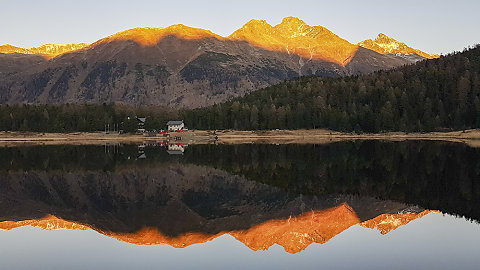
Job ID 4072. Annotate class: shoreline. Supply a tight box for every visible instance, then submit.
[0,129,479,147]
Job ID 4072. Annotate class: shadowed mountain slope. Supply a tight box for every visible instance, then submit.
[0,17,433,107]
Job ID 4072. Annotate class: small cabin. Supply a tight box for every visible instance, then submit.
[167,120,184,131]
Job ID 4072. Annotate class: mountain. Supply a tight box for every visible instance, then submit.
[96,25,222,46]
[0,17,436,107]
[183,45,480,132]
[358,33,440,59]
[0,53,47,76]
[0,43,89,58]
[0,44,31,55]
[229,17,358,65]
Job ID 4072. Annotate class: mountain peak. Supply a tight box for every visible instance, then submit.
[0,44,31,54]
[275,17,313,38]
[358,33,439,59]
[377,33,390,39]
[233,19,274,34]
[229,17,358,65]
[0,43,89,58]
[280,16,307,27]
[97,25,221,46]
[244,19,269,26]
[374,33,398,44]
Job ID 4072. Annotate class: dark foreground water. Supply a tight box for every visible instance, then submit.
[0,141,479,269]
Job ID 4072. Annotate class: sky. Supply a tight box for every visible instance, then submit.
[1,0,479,55]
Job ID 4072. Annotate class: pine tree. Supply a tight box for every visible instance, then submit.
[250,105,259,130]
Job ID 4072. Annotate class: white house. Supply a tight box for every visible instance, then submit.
[167,120,185,131]
[167,143,186,155]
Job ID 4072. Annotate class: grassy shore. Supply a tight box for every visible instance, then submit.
[0,129,479,147]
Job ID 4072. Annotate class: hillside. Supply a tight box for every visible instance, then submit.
[183,45,480,132]
[0,17,433,107]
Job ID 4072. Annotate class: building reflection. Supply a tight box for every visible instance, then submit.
[167,143,186,155]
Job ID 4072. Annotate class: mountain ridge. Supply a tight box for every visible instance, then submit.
[0,43,89,59]
[229,17,359,65]
[0,17,437,61]
[94,25,223,47]
[358,33,439,59]
[0,17,438,107]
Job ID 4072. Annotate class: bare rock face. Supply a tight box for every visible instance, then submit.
[358,33,440,59]
[0,18,434,108]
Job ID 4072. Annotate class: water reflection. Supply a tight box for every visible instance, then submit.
[0,141,478,253]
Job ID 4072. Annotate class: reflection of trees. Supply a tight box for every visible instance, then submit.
[0,141,478,222]
[184,142,480,222]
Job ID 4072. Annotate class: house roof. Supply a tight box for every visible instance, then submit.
[137,117,146,123]
[167,120,183,125]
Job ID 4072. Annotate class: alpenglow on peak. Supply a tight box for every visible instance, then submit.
[229,16,358,65]
[358,33,439,59]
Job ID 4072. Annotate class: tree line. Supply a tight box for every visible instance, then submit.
[0,103,178,133]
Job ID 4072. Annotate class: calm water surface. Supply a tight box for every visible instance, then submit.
[0,141,479,269]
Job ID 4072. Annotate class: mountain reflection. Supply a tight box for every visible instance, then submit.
[0,141,478,252]
[0,208,435,253]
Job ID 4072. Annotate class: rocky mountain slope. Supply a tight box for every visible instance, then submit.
[0,17,437,107]
[229,17,358,65]
[0,43,89,58]
[359,33,440,59]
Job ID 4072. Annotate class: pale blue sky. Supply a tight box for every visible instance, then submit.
[1,0,479,54]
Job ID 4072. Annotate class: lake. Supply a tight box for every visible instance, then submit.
[0,141,479,269]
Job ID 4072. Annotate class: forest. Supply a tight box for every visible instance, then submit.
[0,45,479,133]
[0,103,178,133]
[184,45,480,132]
